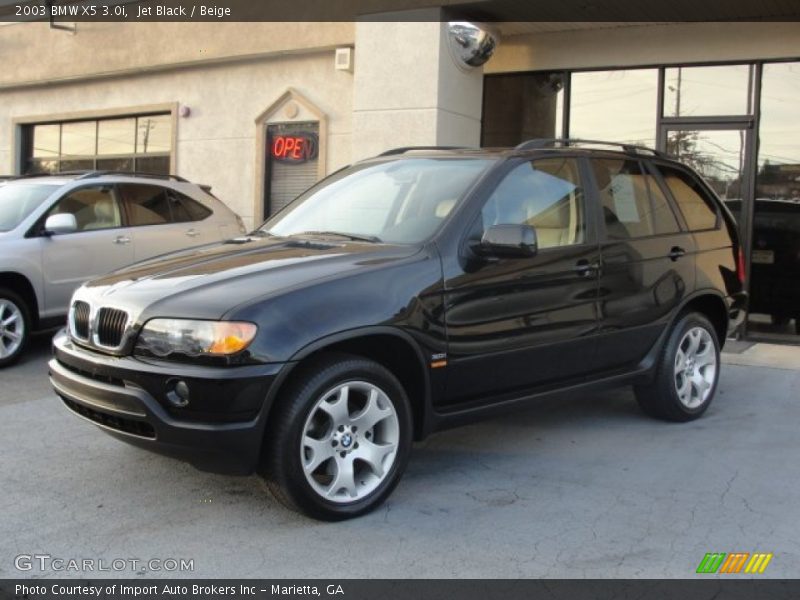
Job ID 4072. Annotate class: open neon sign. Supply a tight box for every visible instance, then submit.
[271,133,318,163]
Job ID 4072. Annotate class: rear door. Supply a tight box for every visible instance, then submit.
[167,189,220,244]
[40,184,134,314]
[118,183,206,261]
[590,156,695,373]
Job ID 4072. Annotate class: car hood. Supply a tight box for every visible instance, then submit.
[75,236,422,320]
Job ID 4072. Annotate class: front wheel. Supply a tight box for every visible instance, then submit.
[0,289,30,368]
[635,312,720,422]
[261,353,412,520]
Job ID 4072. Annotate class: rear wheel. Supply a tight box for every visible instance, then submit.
[0,289,30,368]
[635,312,720,422]
[261,353,412,520]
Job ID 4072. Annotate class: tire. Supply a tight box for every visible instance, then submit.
[635,312,720,422]
[0,288,31,368]
[261,353,413,521]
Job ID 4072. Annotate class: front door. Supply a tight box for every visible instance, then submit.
[40,185,135,315]
[442,156,600,407]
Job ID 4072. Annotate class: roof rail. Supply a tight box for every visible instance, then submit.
[514,138,667,158]
[11,170,93,180]
[76,171,189,182]
[378,146,472,156]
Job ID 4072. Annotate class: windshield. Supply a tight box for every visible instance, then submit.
[0,183,57,232]
[262,158,494,244]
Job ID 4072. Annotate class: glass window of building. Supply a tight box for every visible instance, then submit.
[97,118,136,155]
[569,69,658,147]
[23,113,172,175]
[664,65,754,117]
[750,61,800,337]
[136,114,172,154]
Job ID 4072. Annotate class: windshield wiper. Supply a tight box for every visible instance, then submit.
[248,230,273,237]
[290,231,382,243]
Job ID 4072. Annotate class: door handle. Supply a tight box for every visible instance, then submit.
[186,229,200,238]
[668,246,686,261]
[113,236,131,245]
[575,259,601,277]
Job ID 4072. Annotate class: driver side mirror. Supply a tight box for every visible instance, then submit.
[475,224,538,258]
[44,213,78,236]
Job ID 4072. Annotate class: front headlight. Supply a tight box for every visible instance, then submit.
[135,319,258,358]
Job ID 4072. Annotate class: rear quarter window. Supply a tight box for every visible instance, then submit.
[119,184,172,226]
[657,165,720,231]
[170,191,212,222]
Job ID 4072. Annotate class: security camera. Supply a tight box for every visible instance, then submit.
[446,21,498,70]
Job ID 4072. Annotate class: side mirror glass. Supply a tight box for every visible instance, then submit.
[44,213,78,235]
[477,224,538,258]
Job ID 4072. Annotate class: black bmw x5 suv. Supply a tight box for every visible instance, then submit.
[50,140,747,520]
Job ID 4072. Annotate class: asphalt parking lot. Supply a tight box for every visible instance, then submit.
[2,333,799,579]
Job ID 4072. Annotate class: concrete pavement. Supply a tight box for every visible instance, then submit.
[1,334,798,578]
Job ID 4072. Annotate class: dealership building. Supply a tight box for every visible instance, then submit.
[1,13,799,341]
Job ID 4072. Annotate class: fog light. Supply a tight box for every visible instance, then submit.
[166,379,191,408]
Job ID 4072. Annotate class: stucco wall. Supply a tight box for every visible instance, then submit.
[0,21,354,88]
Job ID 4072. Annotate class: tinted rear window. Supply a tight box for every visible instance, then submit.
[119,184,172,226]
[170,191,212,222]
[591,159,680,239]
[658,165,720,231]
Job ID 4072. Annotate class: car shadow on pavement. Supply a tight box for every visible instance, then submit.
[97,386,649,523]
[19,330,56,364]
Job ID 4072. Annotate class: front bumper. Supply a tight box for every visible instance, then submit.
[49,330,286,475]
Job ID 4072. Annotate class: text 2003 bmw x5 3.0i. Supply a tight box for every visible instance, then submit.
[49,140,747,520]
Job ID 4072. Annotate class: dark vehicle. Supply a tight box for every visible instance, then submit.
[726,198,800,334]
[49,140,747,520]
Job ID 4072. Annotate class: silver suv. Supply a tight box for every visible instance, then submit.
[0,171,246,366]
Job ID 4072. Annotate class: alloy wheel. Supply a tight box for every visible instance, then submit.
[300,381,400,503]
[0,299,24,360]
[673,326,717,409]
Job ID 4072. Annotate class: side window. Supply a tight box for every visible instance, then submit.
[658,166,720,231]
[480,157,586,250]
[119,184,172,226]
[46,186,122,232]
[169,191,212,223]
[591,159,680,240]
